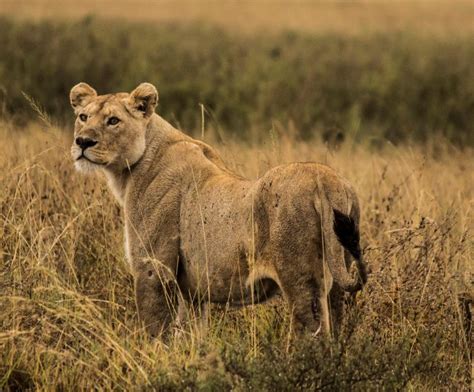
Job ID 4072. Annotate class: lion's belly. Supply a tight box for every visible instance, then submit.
[179,179,256,303]
[179,224,253,302]
[182,249,250,303]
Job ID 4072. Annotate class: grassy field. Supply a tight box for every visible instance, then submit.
[2,0,474,37]
[0,120,472,390]
[0,0,473,390]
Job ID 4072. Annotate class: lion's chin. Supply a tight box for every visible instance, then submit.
[74,158,102,173]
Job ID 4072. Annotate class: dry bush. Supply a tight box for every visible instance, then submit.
[0,123,472,390]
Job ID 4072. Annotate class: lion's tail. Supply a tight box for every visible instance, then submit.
[318,190,368,293]
[332,208,368,291]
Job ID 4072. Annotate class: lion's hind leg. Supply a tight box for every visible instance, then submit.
[173,292,209,342]
[328,249,354,338]
[276,266,328,337]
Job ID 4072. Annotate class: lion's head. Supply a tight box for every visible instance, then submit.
[70,82,158,173]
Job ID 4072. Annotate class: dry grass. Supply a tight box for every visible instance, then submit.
[0,120,472,390]
[1,1,472,388]
[1,0,474,36]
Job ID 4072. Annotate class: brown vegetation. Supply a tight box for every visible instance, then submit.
[1,0,474,36]
[0,1,472,389]
[0,121,471,389]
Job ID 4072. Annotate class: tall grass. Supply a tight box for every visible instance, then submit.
[0,121,471,390]
[0,17,473,145]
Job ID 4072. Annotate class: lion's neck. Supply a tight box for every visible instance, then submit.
[103,169,129,205]
[103,114,186,205]
[103,114,242,206]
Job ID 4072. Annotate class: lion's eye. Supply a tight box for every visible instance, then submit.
[79,114,88,122]
[107,117,120,126]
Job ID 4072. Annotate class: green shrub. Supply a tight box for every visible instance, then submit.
[0,17,473,145]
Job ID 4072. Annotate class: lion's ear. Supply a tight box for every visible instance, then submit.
[128,83,158,118]
[70,83,97,112]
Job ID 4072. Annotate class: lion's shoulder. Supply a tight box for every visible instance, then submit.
[169,137,243,179]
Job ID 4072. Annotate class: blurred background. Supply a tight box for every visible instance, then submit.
[1,3,472,390]
[0,0,473,145]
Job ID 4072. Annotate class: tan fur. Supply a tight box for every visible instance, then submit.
[70,82,367,338]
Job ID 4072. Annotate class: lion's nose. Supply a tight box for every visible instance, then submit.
[75,137,98,150]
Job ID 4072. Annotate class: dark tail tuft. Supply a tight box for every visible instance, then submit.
[333,208,361,260]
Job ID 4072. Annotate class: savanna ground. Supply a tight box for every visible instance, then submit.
[0,1,473,390]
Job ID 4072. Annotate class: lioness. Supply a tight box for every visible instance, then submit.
[70,82,367,338]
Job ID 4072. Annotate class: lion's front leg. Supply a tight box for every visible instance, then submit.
[134,258,179,338]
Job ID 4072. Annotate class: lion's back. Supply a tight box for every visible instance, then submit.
[253,162,360,230]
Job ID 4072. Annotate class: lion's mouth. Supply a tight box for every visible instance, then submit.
[76,153,106,165]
